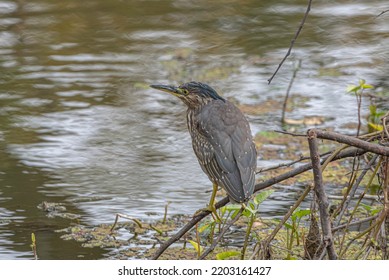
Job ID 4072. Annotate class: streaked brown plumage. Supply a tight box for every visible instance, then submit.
[150,81,257,205]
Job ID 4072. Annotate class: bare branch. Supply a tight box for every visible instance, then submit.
[376,9,389,18]
[281,59,302,125]
[310,129,389,156]
[267,0,312,84]
[332,214,379,233]
[308,130,337,260]
[256,154,309,173]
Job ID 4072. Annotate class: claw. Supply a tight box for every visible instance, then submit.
[193,204,221,222]
[193,183,222,222]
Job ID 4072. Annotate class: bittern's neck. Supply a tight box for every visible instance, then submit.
[182,96,214,110]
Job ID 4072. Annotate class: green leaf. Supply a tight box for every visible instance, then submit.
[368,122,383,132]
[220,206,227,216]
[369,105,377,115]
[198,222,213,233]
[225,204,242,212]
[188,240,203,254]
[216,251,240,260]
[293,209,311,219]
[359,203,372,212]
[371,208,382,215]
[253,189,275,205]
[284,223,293,230]
[359,203,383,215]
[347,79,373,93]
[347,85,360,93]
[231,209,241,219]
[362,83,374,89]
[243,207,256,217]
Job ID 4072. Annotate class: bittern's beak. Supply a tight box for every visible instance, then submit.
[150,84,184,97]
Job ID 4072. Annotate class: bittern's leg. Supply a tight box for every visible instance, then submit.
[194,183,221,222]
[207,183,221,221]
[208,183,218,210]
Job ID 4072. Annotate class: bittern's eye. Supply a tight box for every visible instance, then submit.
[180,88,189,95]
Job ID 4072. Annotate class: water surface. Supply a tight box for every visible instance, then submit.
[0,0,388,259]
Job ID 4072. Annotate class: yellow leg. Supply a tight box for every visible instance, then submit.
[207,183,221,222]
[194,183,221,222]
[208,183,218,210]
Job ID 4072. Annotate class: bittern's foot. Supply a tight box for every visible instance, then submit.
[194,204,221,222]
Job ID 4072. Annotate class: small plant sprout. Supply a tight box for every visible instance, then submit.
[347,79,374,136]
[241,189,275,259]
[30,233,38,260]
[284,208,311,259]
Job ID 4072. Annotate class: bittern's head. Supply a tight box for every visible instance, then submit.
[150,81,225,108]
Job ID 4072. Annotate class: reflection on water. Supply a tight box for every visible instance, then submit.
[0,0,388,259]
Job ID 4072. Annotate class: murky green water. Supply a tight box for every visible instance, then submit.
[0,0,388,259]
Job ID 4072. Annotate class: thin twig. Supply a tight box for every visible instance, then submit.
[341,213,385,257]
[274,129,306,137]
[257,154,310,174]
[281,59,302,126]
[355,92,362,136]
[382,113,389,140]
[376,9,389,18]
[332,214,379,232]
[163,201,171,224]
[336,154,379,225]
[338,158,382,258]
[328,194,382,201]
[268,0,312,84]
[110,213,143,233]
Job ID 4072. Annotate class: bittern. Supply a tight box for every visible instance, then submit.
[150,81,257,216]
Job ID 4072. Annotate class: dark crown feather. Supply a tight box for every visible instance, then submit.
[181,81,225,102]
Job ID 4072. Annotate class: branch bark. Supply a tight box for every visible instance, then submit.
[308,129,337,260]
[309,129,389,156]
